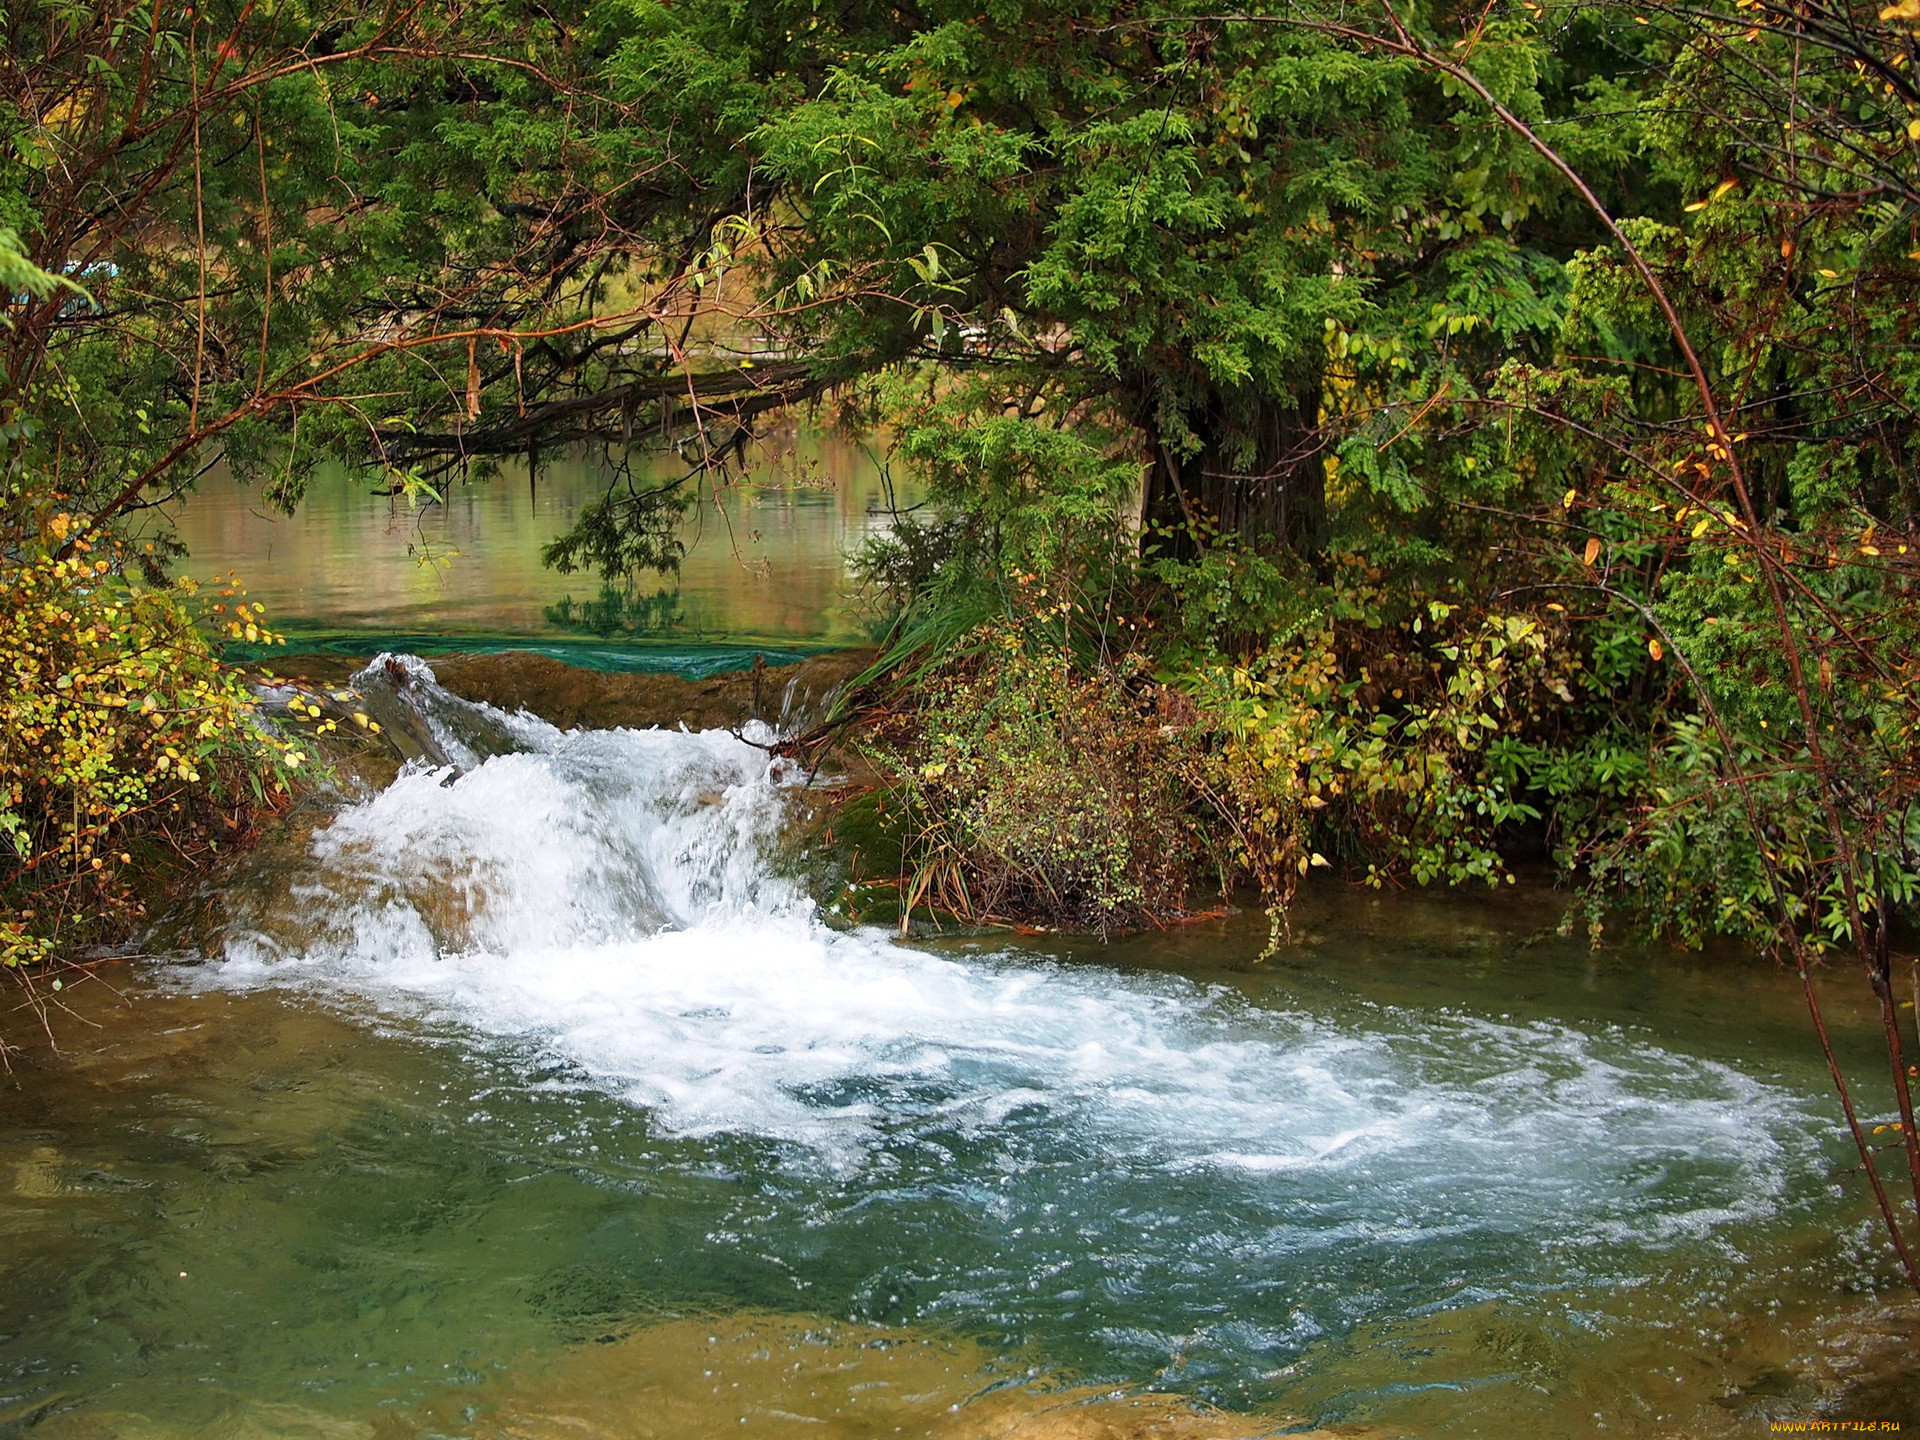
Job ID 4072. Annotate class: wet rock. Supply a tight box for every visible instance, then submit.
[260,649,875,736]
[433,649,874,733]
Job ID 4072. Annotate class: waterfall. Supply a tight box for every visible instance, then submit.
[207,655,1813,1242]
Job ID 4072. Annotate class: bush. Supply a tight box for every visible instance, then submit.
[866,631,1208,937]
[859,570,1604,940]
[1,512,308,969]
[1183,606,1567,932]
[1575,716,1920,953]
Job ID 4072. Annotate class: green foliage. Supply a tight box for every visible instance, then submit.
[727,0,1588,547]
[1498,0,1920,957]
[0,0,770,547]
[851,375,1143,677]
[895,392,1140,579]
[0,226,61,318]
[1142,532,1297,663]
[1578,718,1920,952]
[1192,607,1562,911]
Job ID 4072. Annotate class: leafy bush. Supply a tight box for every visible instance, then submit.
[862,589,1608,941]
[1,512,307,969]
[1575,717,1920,953]
[1192,611,1543,886]
[867,631,1207,937]
[854,378,1142,652]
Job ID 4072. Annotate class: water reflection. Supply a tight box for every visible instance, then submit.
[157,429,906,644]
[543,585,686,639]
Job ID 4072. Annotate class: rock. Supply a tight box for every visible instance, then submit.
[259,649,876,735]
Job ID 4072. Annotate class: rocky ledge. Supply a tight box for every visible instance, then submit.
[261,647,876,735]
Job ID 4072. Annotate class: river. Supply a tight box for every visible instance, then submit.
[1,457,1914,1438]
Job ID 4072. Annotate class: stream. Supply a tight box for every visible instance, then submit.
[2,656,1914,1439]
[5,451,1917,1437]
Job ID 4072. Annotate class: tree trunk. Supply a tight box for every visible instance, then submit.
[1136,377,1326,558]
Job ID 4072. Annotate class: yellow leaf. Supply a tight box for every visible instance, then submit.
[1583,537,1602,566]
[1648,639,1665,660]
[1712,177,1739,199]
[1818,268,1839,278]
[1562,488,1577,509]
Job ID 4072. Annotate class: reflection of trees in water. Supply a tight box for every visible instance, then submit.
[543,585,685,638]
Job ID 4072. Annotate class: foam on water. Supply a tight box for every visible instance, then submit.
[207,655,1820,1249]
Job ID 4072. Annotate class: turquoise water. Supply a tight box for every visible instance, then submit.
[1,907,1898,1439]
[224,631,828,678]
[1,659,1910,1439]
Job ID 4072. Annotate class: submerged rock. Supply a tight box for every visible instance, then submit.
[384,1312,1336,1440]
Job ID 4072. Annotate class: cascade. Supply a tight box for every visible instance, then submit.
[208,656,1813,1246]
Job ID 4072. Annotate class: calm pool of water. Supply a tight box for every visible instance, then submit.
[155,429,906,658]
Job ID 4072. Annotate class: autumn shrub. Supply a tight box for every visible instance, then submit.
[0,511,309,970]
[866,630,1209,937]
[863,590,1605,939]
[1185,606,1574,921]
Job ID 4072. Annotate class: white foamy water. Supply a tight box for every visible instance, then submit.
[206,656,1819,1242]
